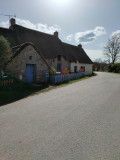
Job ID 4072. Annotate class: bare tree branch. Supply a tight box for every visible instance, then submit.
[104,34,120,64]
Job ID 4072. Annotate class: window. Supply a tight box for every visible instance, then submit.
[80,66,85,72]
[29,56,32,60]
[74,66,77,73]
[57,55,61,61]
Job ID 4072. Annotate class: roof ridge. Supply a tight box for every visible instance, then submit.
[62,42,78,48]
[12,42,33,49]
[0,27,11,31]
[12,24,55,37]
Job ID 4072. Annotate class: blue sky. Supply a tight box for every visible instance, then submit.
[0,0,120,61]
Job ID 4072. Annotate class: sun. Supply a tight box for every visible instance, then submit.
[51,0,72,8]
[56,0,68,2]
[52,0,69,4]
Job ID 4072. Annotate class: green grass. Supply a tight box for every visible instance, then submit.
[0,73,96,106]
[31,73,97,94]
[0,80,49,106]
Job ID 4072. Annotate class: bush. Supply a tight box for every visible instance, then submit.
[0,36,12,71]
[108,63,120,73]
[49,66,57,75]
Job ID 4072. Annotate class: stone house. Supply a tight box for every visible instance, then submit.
[7,43,49,83]
[0,18,93,83]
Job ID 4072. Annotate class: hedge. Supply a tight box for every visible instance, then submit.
[108,63,120,73]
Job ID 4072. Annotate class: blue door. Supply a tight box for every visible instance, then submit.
[57,63,62,72]
[26,64,35,83]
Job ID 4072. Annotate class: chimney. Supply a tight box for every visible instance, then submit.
[10,18,16,27]
[54,31,59,38]
[78,43,82,48]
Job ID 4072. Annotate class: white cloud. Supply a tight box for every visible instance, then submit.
[111,30,120,37]
[75,26,106,45]
[94,26,106,36]
[66,34,73,41]
[0,20,9,28]
[0,18,61,34]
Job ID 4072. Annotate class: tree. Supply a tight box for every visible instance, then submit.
[93,58,107,71]
[104,34,120,64]
[0,36,12,74]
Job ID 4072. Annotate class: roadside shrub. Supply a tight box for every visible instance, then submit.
[108,63,120,73]
[49,66,57,75]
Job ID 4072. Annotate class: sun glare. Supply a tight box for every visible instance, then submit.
[52,0,69,4]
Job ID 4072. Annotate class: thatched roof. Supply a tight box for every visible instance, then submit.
[0,27,18,47]
[10,42,49,67]
[62,43,93,64]
[0,22,93,64]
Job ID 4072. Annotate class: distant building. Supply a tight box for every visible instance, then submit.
[0,18,93,83]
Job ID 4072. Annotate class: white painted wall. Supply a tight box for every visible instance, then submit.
[70,61,93,75]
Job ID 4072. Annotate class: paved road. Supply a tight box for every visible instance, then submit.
[0,72,120,160]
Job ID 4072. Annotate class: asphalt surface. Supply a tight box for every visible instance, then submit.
[0,72,120,160]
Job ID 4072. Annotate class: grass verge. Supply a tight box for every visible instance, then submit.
[0,73,96,106]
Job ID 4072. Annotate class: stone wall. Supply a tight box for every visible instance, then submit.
[6,45,49,82]
[46,56,70,71]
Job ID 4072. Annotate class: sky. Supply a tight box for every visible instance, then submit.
[0,0,120,61]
